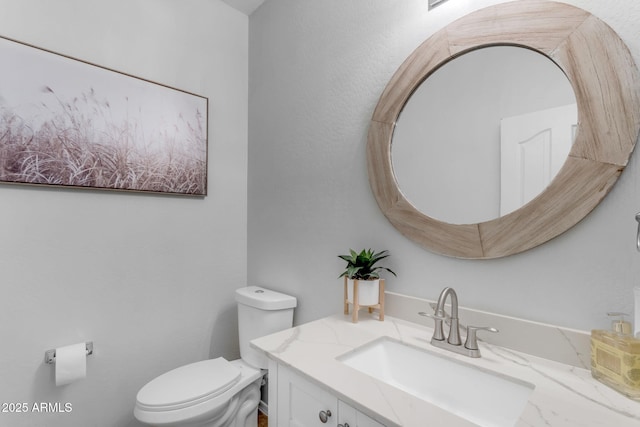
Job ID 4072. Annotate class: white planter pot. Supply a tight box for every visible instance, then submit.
[346,279,380,306]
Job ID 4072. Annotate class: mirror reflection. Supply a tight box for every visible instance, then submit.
[392,46,577,225]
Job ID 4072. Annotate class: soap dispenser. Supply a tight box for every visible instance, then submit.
[610,312,633,335]
[591,312,640,400]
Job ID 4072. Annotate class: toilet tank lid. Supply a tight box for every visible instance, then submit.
[235,286,297,310]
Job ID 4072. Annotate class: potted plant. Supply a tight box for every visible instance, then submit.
[338,248,396,306]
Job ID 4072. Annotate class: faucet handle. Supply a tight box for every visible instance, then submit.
[418,311,445,320]
[464,326,498,351]
[418,311,445,341]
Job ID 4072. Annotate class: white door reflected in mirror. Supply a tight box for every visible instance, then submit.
[500,103,577,216]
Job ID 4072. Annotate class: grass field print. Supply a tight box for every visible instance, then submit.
[0,37,207,195]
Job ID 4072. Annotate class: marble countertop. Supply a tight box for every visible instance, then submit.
[251,314,640,427]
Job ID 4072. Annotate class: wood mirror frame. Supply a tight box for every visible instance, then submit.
[367,0,640,259]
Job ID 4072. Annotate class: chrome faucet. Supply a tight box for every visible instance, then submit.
[419,287,497,358]
[433,287,461,345]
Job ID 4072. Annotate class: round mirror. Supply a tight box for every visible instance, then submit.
[392,46,577,224]
[367,0,640,259]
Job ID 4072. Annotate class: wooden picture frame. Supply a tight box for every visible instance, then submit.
[367,0,640,258]
[0,36,208,196]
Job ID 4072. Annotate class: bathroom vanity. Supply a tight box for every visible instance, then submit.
[277,364,384,427]
[251,309,640,426]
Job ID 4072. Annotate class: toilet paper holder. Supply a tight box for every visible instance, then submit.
[44,342,93,364]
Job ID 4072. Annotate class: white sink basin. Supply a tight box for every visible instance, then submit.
[338,337,534,427]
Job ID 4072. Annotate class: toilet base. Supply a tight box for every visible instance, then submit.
[191,377,261,427]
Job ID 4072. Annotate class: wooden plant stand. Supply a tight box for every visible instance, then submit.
[343,277,385,323]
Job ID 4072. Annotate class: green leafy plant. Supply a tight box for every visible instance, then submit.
[338,249,397,281]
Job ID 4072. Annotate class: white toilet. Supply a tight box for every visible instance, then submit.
[134,286,297,427]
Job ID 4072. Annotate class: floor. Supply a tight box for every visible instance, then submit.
[258,411,268,427]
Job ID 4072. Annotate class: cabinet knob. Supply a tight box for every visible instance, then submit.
[318,410,332,423]
[338,424,350,427]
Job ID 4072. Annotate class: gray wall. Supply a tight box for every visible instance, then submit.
[0,1,248,426]
[248,0,640,330]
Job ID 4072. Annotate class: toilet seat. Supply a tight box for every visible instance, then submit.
[134,358,263,426]
[136,358,241,411]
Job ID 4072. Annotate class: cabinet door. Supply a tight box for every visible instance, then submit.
[338,401,386,427]
[277,366,338,427]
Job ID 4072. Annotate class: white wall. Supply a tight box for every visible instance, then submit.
[248,0,640,331]
[0,1,248,426]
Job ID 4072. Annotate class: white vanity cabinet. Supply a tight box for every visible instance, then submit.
[272,362,385,427]
[337,401,385,427]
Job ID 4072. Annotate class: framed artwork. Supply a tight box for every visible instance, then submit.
[0,36,208,196]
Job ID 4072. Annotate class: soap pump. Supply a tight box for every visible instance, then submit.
[608,312,632,336]
[591,312,640,400]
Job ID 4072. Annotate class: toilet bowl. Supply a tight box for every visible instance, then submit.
[134,359,262,427]
[134,286,297,427]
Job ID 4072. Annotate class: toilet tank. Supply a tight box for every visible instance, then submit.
[235,286,297,369]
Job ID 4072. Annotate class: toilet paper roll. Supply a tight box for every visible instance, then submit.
[55,343,86,386]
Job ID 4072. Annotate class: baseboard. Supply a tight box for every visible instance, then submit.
[258,400,268,416]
